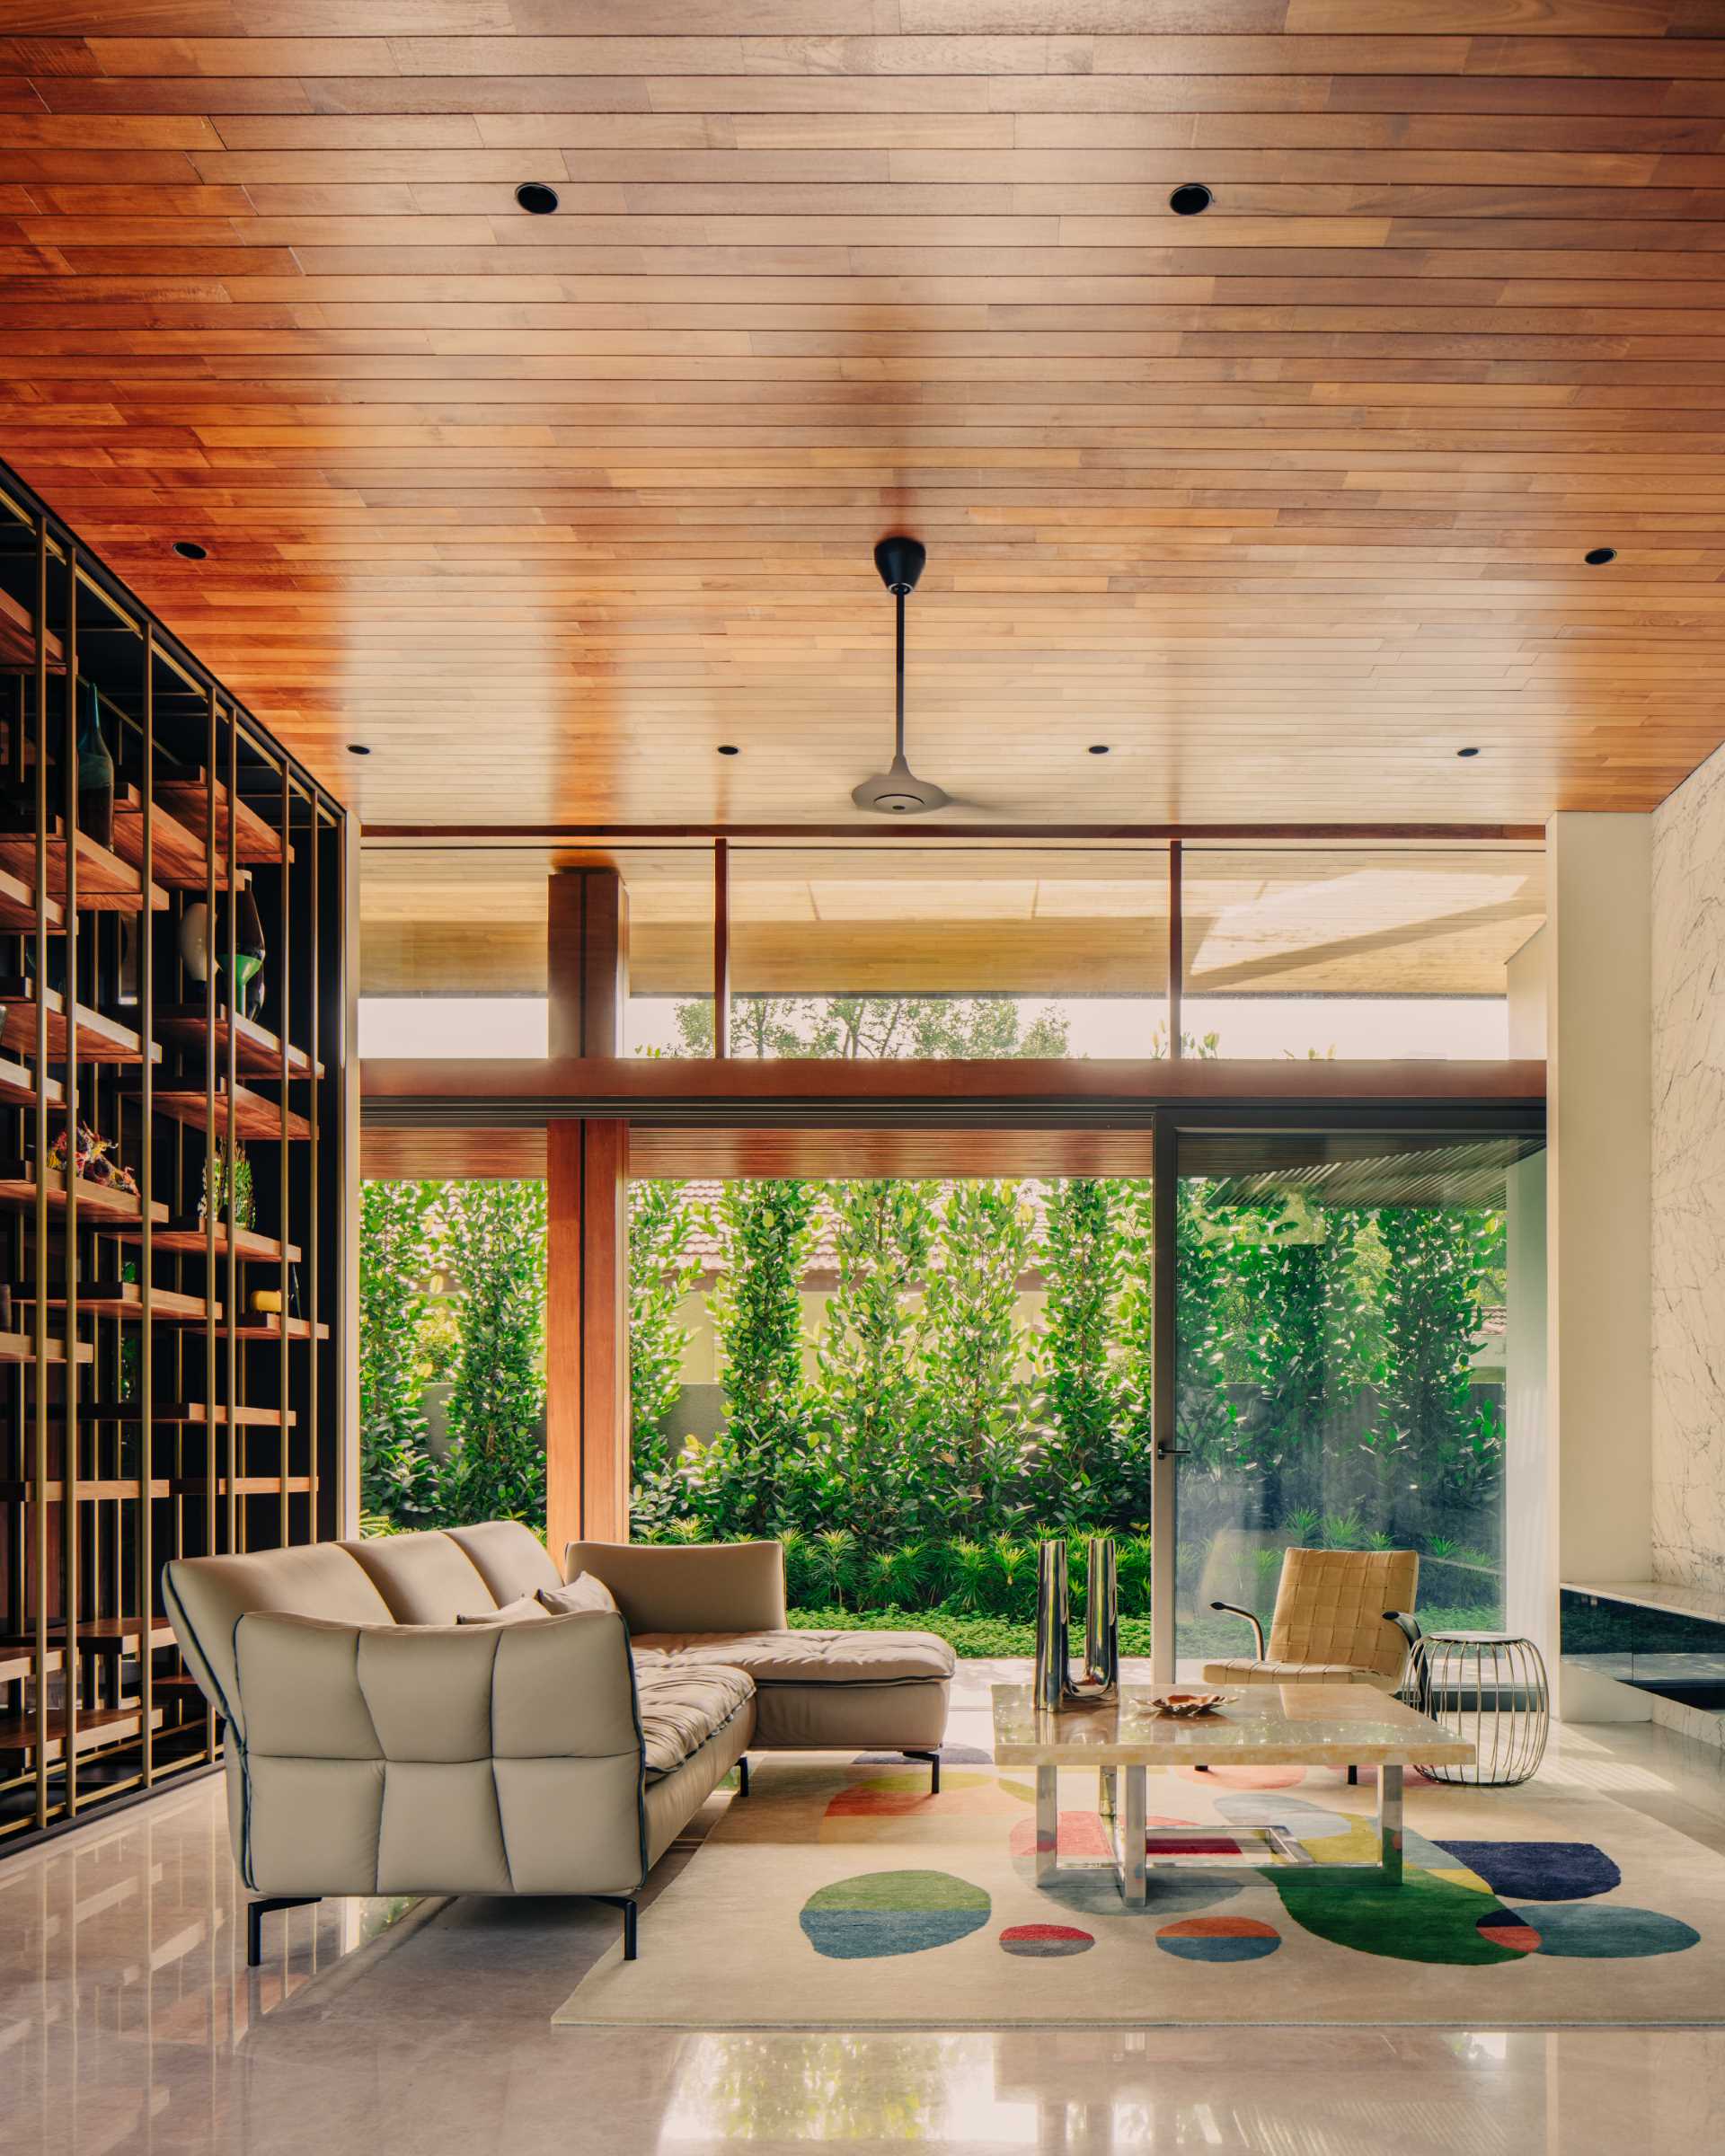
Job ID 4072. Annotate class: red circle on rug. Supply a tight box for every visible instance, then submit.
[1156,1915,1280,1962]
[1475,1913,1543,1955]
[1183,1765,1305,1789]
[1000,1923,1094,1957]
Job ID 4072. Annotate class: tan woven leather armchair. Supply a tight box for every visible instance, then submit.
[1203,1546,1421,1725]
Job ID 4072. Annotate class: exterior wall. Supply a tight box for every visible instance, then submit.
[1651,741,1725,1595]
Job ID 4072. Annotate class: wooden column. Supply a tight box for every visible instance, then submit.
[546,1118,631,1566]
[547,865,629,1058]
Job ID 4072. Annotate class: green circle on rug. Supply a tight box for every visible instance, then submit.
[1000,1923,1094,1957]
[1489,1903,1701,1959]
[800,1869,991,1959]
[1156,1915,1281,1963]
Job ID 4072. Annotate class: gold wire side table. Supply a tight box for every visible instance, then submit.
[1413,1630,1550,1787]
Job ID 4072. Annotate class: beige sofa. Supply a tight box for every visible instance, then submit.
[163,1524,954,1966]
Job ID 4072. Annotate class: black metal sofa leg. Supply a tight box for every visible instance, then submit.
[246,1895,320,1967]
[737,1754,750,1797]
[594,1894,640,1961]
[904,1747,942,1795]
[1348,1764,1359,1786]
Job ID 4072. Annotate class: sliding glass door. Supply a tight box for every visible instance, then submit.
[1167,1123,1544,1677]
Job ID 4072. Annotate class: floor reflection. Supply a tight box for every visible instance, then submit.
[3,1702,1724,2154]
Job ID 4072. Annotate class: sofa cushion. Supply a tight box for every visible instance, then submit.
[456,1594,547,1626]
[444,1521,563,1607]
[340,1530,500,1625]
[568,1539,787,1635]
[1200,1657,1400,1692]
[634,1663,755,1784]
[164,1542,394,1736]
[539,1574,618,1617]
[631,1629,957,1687]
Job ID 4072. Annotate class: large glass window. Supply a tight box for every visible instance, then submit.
[358,844,713,1057]
[1173,1128,1542,1674]
[1181,846,1544,1059]
[728,844,1170,1058]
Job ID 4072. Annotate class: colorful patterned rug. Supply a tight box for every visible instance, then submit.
[553,1754,1725,2028]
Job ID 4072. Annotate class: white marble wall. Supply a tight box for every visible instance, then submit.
[1651,742,1725,1593]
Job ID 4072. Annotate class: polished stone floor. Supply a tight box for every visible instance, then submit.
[6,1666,1725,2155]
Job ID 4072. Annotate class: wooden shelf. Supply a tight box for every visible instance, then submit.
[155,1004,322,1082]
[114,1218,301,1264]
[30,1283,218,1323]
[170,1477,312,1497]
[0,1172,168,1227]
[110,783,228,891]
[0,822,164,915]
[0,1480,172,1501]
[142,1083,311,1143]
[0,586,63,673]
[60,1400,296,1428]
[231,1315,327,1342]
[155,773,289,868]
[0,1618,177,1657]
[0,1053,64,1109]
[0,1330,93,1365]
[0,1705,164,1764]
[0,980,158,1065]
[0,862,65,934]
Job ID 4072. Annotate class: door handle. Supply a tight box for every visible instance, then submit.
[1155,1441,1190,1459]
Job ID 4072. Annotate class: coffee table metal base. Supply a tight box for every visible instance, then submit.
[1035,1763,1405,1907]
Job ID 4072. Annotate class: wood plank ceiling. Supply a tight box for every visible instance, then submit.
[4,3,1725,830]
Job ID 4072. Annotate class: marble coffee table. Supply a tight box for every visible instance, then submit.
[991,1682,1475,1908]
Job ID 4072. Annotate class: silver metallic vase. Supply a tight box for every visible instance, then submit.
[1033,1542,1070,1711]
[1078,1536,1119,1704]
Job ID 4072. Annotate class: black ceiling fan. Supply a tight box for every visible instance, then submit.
[852,536,995,816]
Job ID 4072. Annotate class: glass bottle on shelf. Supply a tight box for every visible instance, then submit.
[234,878,267,1015]
[75,679,115,847]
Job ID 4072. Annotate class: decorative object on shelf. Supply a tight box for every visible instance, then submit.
[288,1264,303,1319]
[0,1283,12,1331]
[1145,1692,1234,1719]
[117,915,138,1007]
[1033,1541,1071,1711]
[1411,1631,1551,1788]
[250,1286,282,1316]
[179,899,212,985]
[199,1137,253,1232]
[234,878,266,1012]
[47,1119,139,1197]
[75,680,115,847]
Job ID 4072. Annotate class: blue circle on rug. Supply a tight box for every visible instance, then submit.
[1435,1841,1620,1903]
[800,1869,991,1959]
[1000,1922,1094,1957]
[1495,1902,1700,1959]
[1156,1916,1281,1962]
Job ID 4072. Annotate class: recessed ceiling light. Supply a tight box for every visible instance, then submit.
[1088,744,1110,755]
[347,743,371,756]
[716,744,739,755]
[1456,747,1481,758]
[1584,546,1617,566]
[172,541,208,561]
[515,181,560,216]
[1169,183,1213,216]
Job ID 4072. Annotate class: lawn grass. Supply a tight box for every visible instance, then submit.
[787,1604,1504,1660]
